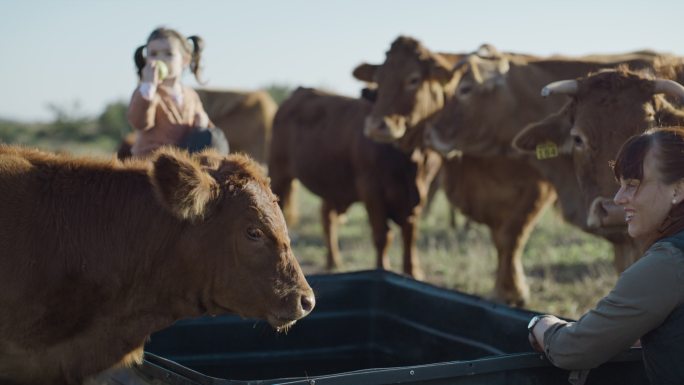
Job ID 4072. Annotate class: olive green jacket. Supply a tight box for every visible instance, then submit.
[543,238,684,370]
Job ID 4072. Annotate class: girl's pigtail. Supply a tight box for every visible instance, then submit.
[188,35,206,84]
[134,45,146,80]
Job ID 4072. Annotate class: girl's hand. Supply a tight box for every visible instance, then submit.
[194,112,209,128]
[141,61,161,84]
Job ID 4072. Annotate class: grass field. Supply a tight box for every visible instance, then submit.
[289,184,618,320]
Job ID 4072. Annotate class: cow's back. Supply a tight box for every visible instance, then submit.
[197,89,277,164]
[270,87,367,210]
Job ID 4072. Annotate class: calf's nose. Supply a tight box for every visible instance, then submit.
[300,293,315,314]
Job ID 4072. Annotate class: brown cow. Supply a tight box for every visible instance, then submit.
[0,146,314,385]
[514,68,684,236]
[353,36,556,305]
[196,88,277,164]
[118,89,277,164]
[425,50,664,157]
[424,47,669,271]
[268,87,442,279]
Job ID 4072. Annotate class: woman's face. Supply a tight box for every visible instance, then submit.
[146,37,188,80]
[614,148,677,240]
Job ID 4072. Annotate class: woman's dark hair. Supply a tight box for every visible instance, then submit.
[612,126,684,243]
[133,27,205,84]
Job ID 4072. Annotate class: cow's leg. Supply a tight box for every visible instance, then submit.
[321,200,341,270]
[491,227,529,307]
[400,215,423,280]
[365,205,393,271]
[270,173,299,226]
[491,182,556,307]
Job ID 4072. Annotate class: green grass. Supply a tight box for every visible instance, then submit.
[289,186,617,320]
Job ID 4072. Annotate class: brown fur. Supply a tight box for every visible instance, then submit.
[441,155,556,304]
[0,145,313,384]
[196,89,277,164]
[268,87,442,279]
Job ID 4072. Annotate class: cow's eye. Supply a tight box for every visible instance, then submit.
[569,128,586,150]
[458,85,472,95]
[406,75,421,88]
[572,134,584,147]
[246,227,264,241]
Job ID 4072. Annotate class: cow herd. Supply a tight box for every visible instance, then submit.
[3,34,684,384]
[265,36,684,308]
[148,35,684,308]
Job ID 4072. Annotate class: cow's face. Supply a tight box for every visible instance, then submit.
[426,55,512,156]
[513,70,684,230]
[149,150,314,331]
[353,36,454,143]
[569,86,655,203]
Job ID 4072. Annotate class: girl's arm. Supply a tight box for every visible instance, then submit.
[127,87,158,131]
[128,61,164,131]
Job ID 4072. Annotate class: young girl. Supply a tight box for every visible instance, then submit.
[127,27,228,157]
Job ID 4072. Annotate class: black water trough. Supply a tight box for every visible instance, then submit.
[141,270,647,385]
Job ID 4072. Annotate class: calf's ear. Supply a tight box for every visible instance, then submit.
[353,63,378,82]
[149,150,220,222]
[513,101,574,156]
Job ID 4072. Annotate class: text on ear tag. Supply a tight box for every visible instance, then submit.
[536,141,559,160]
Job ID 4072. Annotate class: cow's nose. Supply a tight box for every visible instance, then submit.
[300,293,315,314]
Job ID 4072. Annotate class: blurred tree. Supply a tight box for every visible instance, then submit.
[45,101,94,140]
[264,84,292,105]
[98,101,130,139]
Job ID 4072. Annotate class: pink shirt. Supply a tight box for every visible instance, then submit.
[127,84,212,156]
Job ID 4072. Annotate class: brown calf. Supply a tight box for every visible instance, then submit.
[0,146,314,384]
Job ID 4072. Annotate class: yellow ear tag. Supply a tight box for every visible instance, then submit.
[536,141,559,160]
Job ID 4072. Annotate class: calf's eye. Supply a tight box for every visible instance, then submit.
[246,227,264,241]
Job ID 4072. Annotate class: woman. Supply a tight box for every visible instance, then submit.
[528,127,684,384]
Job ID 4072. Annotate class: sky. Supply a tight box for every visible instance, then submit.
[2,0,684,122]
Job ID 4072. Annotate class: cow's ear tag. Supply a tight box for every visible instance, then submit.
[536,141,559,160]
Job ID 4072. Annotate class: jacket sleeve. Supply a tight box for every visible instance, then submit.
[543,243,684,370]
[127,87,159,131]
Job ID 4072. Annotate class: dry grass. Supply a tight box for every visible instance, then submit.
[290,186,618,320]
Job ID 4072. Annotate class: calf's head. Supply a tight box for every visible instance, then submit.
[149,149,315,331]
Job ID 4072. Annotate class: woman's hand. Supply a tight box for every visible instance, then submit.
[528,315,566,352]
